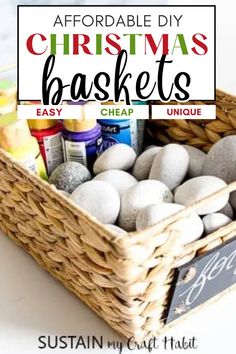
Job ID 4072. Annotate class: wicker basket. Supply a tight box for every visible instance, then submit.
[147,89,236,152]
[1,89,236,341]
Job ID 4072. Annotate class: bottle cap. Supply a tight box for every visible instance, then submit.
[31,122,62,138]
[20,101,41,105]
[0,80,16,97]
[63,119,96,132]
[0,118,32,151]
[132,100,147,105]
[67,101,87,105]
[66,100,100,106]
[0,95,16,115]
[28,119,58,130]
[102,101,124,106]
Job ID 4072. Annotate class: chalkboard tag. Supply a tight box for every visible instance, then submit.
[166,236,236,324]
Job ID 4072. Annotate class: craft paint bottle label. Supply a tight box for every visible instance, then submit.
[41,132,64,175]
[30,121,64,175]
[22,157,38,173]
[98,119,144,153]
[63,140,87,166]
[99,100,145,153]
[62,120,103,169]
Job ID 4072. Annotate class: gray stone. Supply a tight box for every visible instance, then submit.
[132,147,162,181]
[94,170,137,196]
[183,145,206,177]
[202,136,236,183]
[93,144,137,175]
[202,213,232,234]
[149,144,189,190]
[49,162,91,194]
[174,176,229,215]
[118,180,173,231]
[136,203,203,244]
[70,181,120,224]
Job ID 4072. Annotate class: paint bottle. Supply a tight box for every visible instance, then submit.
[0,114,32,150]
[61,119,103,170]
[132,100,147,153]
[29,119,63,175]
[67,101,86,105]
[0,111,22,129]
[8,137,48,180]
[0,96,16,115]
[20,101,41,105]
[0,114,48,180]
[98,101,146,153]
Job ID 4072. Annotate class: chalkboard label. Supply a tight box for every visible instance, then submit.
[166,236,236,323]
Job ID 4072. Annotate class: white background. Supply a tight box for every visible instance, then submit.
[1,0,236,354]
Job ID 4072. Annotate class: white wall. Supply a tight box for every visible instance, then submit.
[0,0,164,79]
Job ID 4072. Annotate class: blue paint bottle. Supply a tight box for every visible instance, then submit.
[98,101,146,153]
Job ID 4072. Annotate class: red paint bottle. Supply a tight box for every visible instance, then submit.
[29,120,64,175]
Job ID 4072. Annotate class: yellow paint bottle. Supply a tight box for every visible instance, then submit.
[0,113,48,180]
[0,113,32,151]
[0,111,18,127]
[0,95,16,115]
[7,137,48,180]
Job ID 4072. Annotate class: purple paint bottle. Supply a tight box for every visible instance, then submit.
[62,119,103,170]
